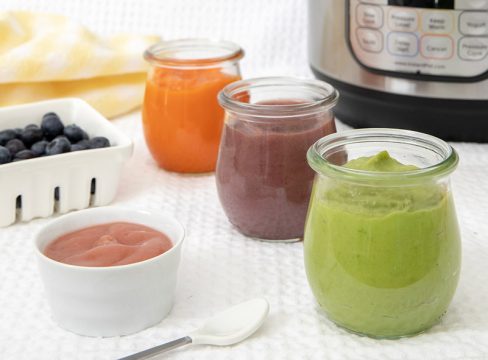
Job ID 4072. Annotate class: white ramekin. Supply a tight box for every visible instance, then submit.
[0,98,133,227]
[34,207,184,337]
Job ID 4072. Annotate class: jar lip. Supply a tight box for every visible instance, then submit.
[308,128,459,182]
[218,76,339,117]
[144,38,244,68]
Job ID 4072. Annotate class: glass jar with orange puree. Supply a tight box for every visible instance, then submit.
[143,39,244,173]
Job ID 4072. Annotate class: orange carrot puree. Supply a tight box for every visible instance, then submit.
[142,67,240,173]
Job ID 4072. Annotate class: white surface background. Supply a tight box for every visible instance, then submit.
[0,1,488,359]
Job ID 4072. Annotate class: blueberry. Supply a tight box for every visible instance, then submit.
[78,139,90,147]
[54,135,70,142]
[13,150,36,161]
[70,144,84,152]
[71,139,90,152]
[0,129,16,146]
[0,146,12,164]
[31,140,49,156]
[41,113,64,140]
[64,124,87,143]
[5,139,26,155]
[88,136,110,149]
[46,137,71,156]
[21,124,44,146]
[13,128,23,139]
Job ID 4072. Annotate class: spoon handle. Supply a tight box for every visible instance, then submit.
[118,336,193,360]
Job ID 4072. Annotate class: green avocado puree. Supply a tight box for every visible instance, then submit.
[304,151,461,338]
[343,150,419,172]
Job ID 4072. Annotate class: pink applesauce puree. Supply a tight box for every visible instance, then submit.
[43,222,173,267]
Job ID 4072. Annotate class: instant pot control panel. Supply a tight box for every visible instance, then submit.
[347,0,488,79]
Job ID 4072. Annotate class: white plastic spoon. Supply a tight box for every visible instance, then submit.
[118,298,269,360]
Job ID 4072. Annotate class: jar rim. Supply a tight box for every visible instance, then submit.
[307,128,459,183]
[144,38,244,68]
[218,76,339,118]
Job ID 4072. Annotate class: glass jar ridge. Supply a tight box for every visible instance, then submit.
[144,38,244,68]
[218,76,339,118]
[307,128,459,184]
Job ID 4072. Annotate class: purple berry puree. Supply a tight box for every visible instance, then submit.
[216,103,336,240]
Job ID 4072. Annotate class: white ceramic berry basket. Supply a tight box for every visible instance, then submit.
[0,98,133,227]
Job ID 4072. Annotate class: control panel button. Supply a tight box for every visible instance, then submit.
[387,32,418,56]
[459,36,488,60]
[422,12,454,34]
[348,0,488,77]
[421,35,454,59]
[459,11,488,35]
[455,0,488,10]
[388,9,418,32]
[356,28,384,52]
[356,4,384,29]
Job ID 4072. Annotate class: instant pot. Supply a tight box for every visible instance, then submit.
[308,0,488,141]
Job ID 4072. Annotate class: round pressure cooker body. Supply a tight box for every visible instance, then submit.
[308,0,488,142]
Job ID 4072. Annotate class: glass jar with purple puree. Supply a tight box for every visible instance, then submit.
[216,77,339,241]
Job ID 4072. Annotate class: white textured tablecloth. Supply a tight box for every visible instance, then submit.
[1,1,488,359]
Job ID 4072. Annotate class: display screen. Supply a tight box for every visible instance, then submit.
[388,0,454,8]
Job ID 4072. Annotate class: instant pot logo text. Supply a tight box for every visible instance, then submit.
[394,60,446,71]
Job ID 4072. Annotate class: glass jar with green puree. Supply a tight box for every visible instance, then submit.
[304,128,461,339]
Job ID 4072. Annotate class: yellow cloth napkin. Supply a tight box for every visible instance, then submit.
[0,11,159,118]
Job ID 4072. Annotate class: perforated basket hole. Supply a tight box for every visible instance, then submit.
[89,178,96,206]
[15,195,22,222]
[53,187,60,213]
